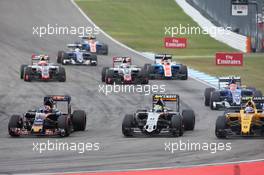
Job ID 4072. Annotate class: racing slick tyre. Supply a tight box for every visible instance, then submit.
[102,45,108,55]
[24,67,32,82]
[101,67,109,82]
[57,115,70,137]
[58,67,66,82]
[105,69,115,84]
[204,88,215,106]
[170,115,183,137]
[182,109,195,131]
[8,115,23,137]
[143,64,154,79]
[72,110,86,131]
[57,51,64,64]
[254,90,263,97]
[143,64,151,72]
[140,70,149,84]
[179,65,188,80]
[91,55,98,66]
[20,64,27,79]
[247,86,256,92]
[215,115,228,139]
[210,91,221,110]
[122,114,135,137]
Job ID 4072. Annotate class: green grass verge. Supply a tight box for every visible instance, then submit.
[76,0,264,91]
[177,55,264,91]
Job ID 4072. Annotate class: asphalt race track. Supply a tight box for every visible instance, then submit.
[0,0,263,174]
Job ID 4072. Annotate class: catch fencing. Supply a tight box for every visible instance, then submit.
[187,0,264,52]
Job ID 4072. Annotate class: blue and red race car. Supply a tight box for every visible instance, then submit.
[143,54,188,80]
[76,36,108,55]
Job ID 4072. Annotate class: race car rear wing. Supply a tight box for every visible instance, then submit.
[44,95,71,114]
[241,96,264,103]
[79,36,96,40]
[225,97,264,111]
[67,44,83,50]
[241,96,264,110]
[154,54,172,64]
[152,94,180,112]
[31,54,49,64]
[31,54,49,60]
[218,76,241,89]
[113,57,132,67]
[44,95,71,103]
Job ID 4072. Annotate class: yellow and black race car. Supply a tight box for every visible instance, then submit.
[215,96,264,138]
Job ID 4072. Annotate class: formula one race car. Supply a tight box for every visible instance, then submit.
[20,54,66,82]
[215,96,264,138]
[74,36,108,55]
[122,94,195,137]
[57,44,97,66]
[101,57,148,84]
[204,76,262,110]
[143,54,188,80]
[8,95,86,137]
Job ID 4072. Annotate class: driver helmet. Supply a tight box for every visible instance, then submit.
[75,48,80,52]
[38,56,48,66]
[245,106,254,113]
[40,55,46,61]
[87,35,95,40]
[120,63,129,68]
[245,101,254,113]
[154,98,165,112]
[156,97,165,107]
[43,105,51,113]
[229,83,237,91]
[122,58,128,63]
[162,55,168,61]
[154,104,163,112]
[229,78,236,85]
[44,98,55,109]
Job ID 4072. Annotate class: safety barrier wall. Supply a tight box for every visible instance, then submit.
[175,0,248,52]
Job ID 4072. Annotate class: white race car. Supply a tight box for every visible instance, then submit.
[21,54,66,82]
[101,57,148,84]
